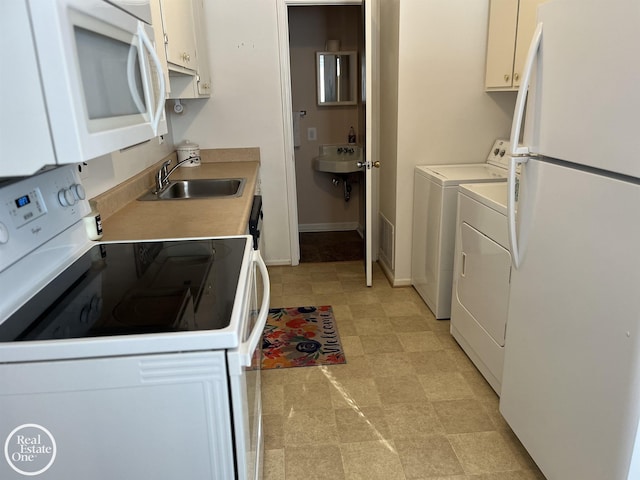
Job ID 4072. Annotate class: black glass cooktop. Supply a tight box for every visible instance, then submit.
[0,238,247,342]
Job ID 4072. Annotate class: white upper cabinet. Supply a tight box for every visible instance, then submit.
[161,0,198,72]
[191,0,211,97]
[485,0,547,91]
[151,0,211,99]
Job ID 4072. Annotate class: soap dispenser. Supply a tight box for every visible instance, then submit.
[348,126,356,144]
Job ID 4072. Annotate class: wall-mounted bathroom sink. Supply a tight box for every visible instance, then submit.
[312,145,362,174]
[138,178,246,201]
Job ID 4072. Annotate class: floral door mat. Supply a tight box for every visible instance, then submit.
[262,306,346,369]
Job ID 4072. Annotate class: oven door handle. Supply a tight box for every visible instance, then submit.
[237,250,270,368]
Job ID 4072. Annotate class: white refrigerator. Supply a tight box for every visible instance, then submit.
[499,1,640,480]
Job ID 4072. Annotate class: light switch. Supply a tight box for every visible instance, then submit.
[307,127,317,141]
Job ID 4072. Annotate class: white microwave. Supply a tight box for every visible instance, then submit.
[0,0,167,177]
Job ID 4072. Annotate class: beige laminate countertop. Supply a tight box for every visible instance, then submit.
[96,160,259,242]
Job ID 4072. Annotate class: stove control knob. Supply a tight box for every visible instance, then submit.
[71,184,86,201]
[0,222,8,244]
[58,188,77,207]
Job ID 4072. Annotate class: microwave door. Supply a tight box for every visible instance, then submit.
[25,0,166,165]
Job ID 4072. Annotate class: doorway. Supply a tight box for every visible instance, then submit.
[287,5,365,263]
[276,0,379,284]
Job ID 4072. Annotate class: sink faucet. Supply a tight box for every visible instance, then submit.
[155,156,200,193]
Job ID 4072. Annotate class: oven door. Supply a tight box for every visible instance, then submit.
[227,250,270,480]
[0,351,235,479]
[27,0,166,164]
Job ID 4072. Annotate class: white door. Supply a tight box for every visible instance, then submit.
[363,0,380,286]
[278,0,380,285]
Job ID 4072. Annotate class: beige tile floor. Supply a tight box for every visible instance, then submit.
[262,261,546,480]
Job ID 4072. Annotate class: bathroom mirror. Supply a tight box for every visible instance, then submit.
[316,51,357,106]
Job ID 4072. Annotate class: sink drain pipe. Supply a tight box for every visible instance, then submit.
[332,175,353,202]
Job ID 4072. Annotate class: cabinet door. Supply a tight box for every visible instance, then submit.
[160,0,198,72]
[512,0,547,88]
[149,0,171,96]
[485,0,518,90]
[1,0,52,175]
[192,0,211,96]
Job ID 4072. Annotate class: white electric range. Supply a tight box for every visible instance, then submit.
[0,165,269,480]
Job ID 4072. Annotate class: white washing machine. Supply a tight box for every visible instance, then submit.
[450,182,510,395]
[411,139,511,319]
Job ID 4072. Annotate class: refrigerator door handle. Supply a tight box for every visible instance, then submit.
[508,156,528,269]
[509,22,543,156]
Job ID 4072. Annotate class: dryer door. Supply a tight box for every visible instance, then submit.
[457,223,512,346]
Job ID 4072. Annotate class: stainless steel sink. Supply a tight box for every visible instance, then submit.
[138,178,246,201]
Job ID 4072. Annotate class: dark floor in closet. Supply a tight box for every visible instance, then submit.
[299,230,364,263]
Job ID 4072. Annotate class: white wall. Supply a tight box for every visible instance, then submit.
[169,0,291,265]
[392,0,516,284]
[81,130,174,200]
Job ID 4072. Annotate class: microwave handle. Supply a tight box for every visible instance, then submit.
[138,23,166,135]
[127,45,147,114]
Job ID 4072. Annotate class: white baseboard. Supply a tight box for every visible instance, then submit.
[378,258,411,287]
[298,222,360,233]
[265,259,294,266]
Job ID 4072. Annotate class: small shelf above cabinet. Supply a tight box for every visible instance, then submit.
[485,0,547,91]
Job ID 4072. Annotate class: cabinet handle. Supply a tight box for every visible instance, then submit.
[504,74,510,82]
[514,72,520,82]
[182,52,191,63]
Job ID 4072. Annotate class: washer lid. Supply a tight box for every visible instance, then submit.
[459,182,508,215]
[415,163,508,186]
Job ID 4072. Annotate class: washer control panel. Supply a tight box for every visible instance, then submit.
[486,139,511,168]
[0,165,90,272]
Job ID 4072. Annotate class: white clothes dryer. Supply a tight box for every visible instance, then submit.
[411,139,511,319]
[450,182,510,395]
